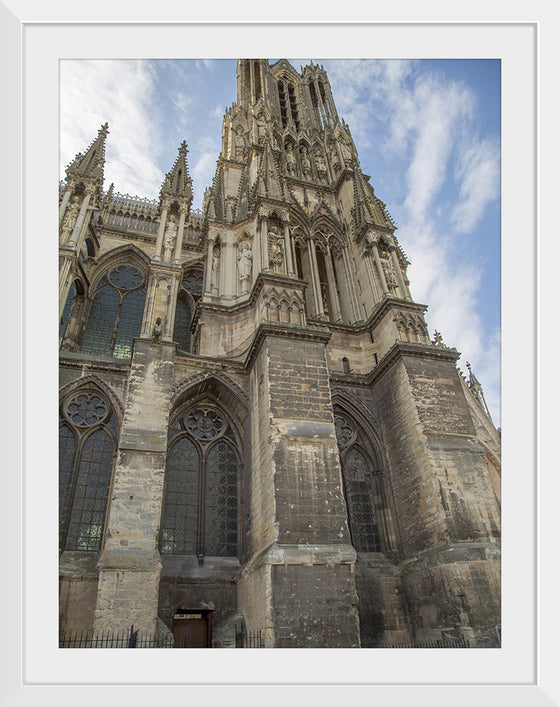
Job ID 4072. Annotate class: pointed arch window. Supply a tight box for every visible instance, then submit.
[59,390,118,552]
[173,269,203,353]
[59,282,77,346]
[81,264,146,359]
[334,412,394,554]
[160,406,239,559]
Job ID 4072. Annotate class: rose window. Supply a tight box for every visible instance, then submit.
[185,409,223,440]
[107,264,144,290]
[65,393,108,427]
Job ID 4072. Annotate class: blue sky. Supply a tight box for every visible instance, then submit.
[60,58,501,425]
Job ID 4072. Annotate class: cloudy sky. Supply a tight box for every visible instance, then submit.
[60,58,501,425]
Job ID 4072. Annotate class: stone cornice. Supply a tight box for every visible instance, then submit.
[330,340,461,388]
[59,351,132,373]
[244,322,332,372]
[317,296,427,336]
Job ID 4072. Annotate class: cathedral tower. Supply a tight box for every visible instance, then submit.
[59,60,501,648]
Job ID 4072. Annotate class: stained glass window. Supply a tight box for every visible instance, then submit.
[342,448,381,553]
[335,413,382,554]
[173,295,191,352]
[59,282,76,346]
[81,265,146,359]
[59,391,117,553]
[160,438,199,555]
[160,407,239,559]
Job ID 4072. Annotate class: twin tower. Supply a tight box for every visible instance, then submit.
[58,59,501,648]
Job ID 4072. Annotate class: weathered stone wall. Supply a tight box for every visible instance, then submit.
[238,327,361,646]
[354,554,409,646]
[401,553,501,645]
[272,562,360,647]
[59,577,98,632]
[93,339,177,633]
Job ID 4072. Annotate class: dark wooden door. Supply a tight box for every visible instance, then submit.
[172,615,209,648]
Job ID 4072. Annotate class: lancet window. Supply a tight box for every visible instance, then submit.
[59,388,118,552]
[80,263,146,359]
[59,281,77,346]
[160,405,240,559]
[173,269,203,353]
[334,411,395,555]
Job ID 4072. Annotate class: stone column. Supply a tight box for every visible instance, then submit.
[59,258,73,320]
[153,202,169,261]
[324,244,343,322]
[172,206,187,264]
[252,220,261,284]
[306,238,324,317]
[222,234,235,296]
[204,233,216,295]
[260,215,269,272]
[283,222,295,276]
[391,247,409,300]
[363,247,381,304]
[371,243,389,296]
[93,339,176,634]
[339,247,360,322]
[67,192,91,249]
[59,187,73,226]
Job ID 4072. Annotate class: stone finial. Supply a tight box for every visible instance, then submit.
[432,330,444,347]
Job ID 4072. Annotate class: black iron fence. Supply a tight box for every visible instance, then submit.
[377,636,469,648]
[59,625,174,648]
[235,625,265,648]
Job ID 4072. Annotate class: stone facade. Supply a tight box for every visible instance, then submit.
[59,59,501,647]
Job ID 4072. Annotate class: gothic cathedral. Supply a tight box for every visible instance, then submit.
[59,59,501,648]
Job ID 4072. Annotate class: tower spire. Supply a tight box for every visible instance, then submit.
[65,122,109,184]
[160,140,193,208]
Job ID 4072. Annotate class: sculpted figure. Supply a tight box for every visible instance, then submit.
[210,244,220,289]
[285,143,296,175]
[238,241,253,292]
[300,146,311,178]
[61,197,80,242]
[234,126,245,159]
[268,226,284,272]
[381,252,397,292]
[330,141,341,172]
[152,317,162,340]
[315,150,327,180]
[340,135,353,164]
[163,217,178,261]
[256,113,267,144]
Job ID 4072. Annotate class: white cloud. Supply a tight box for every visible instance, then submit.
[60,60,164,198]
[451,138,500,233]
[324,59,500,423]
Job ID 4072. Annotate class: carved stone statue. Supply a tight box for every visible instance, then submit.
[162,217,178,261]
[268,226,284,272]
[315,150,327,181]
[61,197,80,242]
[234,126,245,159]
[256,112,267,144]
[300,146,311,178]
[285,143,296,175]
[152,317,162,340]
[210,244,220,290]
[380,252,397,292]
[340,135,353,165]
[237,241,253,292]
[329,141,341,172]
